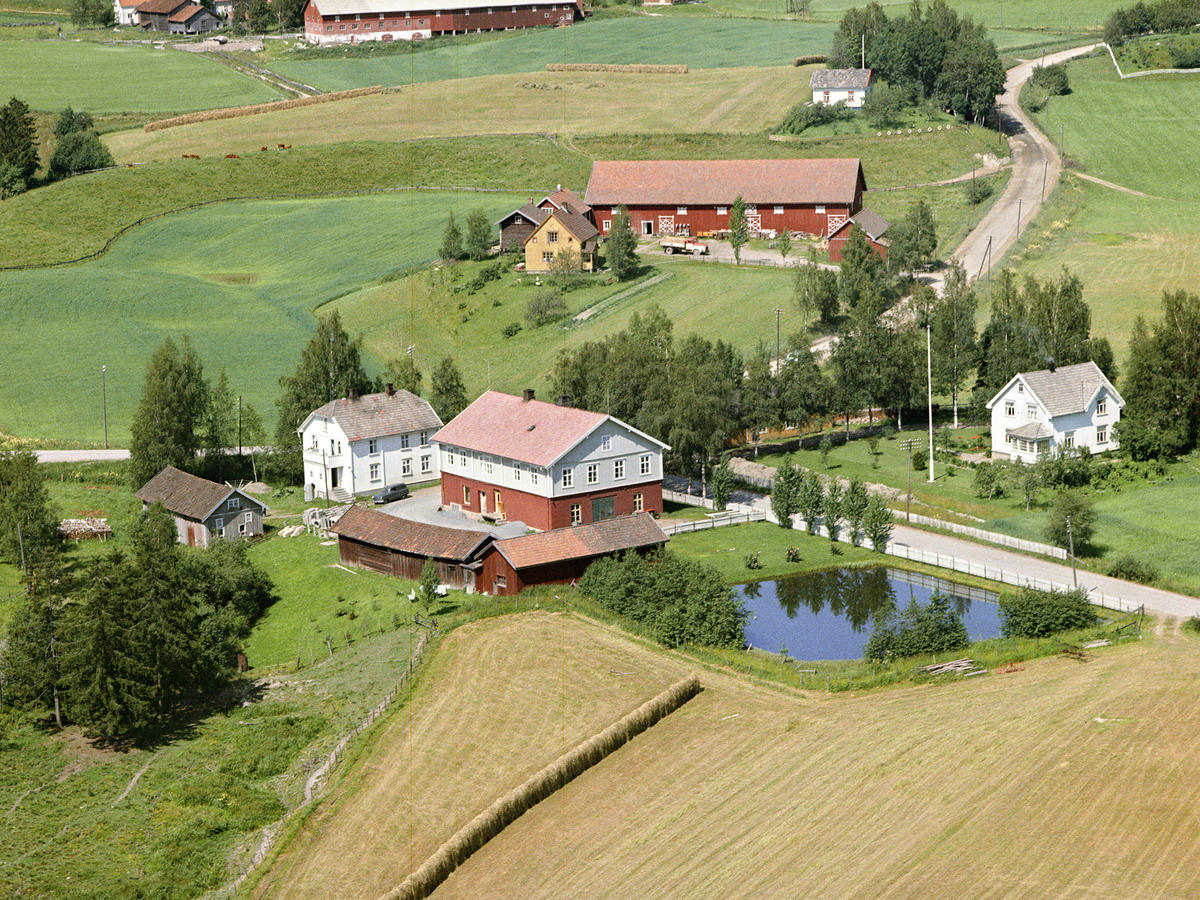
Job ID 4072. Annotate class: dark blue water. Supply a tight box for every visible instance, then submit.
[737,568,1001,661]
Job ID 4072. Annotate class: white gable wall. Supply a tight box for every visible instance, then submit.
[301,415,439,500]
[811,85,871,108]
[990,379,1120,462]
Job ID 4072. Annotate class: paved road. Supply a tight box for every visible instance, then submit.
[950,43,1101,283]
[35,449,130,463]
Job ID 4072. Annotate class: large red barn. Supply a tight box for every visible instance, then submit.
[584,158,866,239]
[303,0,579,44]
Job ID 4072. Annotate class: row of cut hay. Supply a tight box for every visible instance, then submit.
[545,62,688,74]
[794,55,828,66]
[143,85,382,132]
[381,673,702,900]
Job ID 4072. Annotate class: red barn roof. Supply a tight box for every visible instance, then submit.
[584,159,866,207]
[490,513,667,570]
[169,2,210,19]
[136,0,188,13]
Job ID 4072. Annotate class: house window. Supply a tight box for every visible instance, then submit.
[561,467,573,487]
[586,463,598,484]
[1004,400,1015,417]
[244,512,252,523]
[421,454,431,474]
[822,90,830,103]
[677,206,687,215]
[641,220,653,235]
[639,454,652,476]
[548,230,559,243]
[229,496,240,510]
[402,458,412,477]
[463,484,470,505]
[847,91,855,102]
[611,206,619,214]
[460,451,468,466]
[401,434,410,449]
[1017,383,1024,392]
[1006,434,1014,445]
[1063,431,1075,449]
[717,206,728,215]
[1097,426,1108,444]
[570,503,582,524]
[633,492,643,513]
[1027,404,1037,421]
[484,457,494,475]
[495,574,507,589]
[601,434,611,451]
[602,220,611,232]
[368,438,378,454]
[420,431,429,445]
[514,463,521,481]
[614,459,625,480]
[369,462,381,481]
[774,205,784,215]
[330,439,336,454]
[1097,398,1107,415]
[311,435,318,449]
[238,521,248,536]
[214,517,224,535]
[531,468,539,485]
[543,251,554,264]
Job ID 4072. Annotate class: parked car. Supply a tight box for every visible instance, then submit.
[372,483,410,504]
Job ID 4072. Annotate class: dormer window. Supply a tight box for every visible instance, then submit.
[1097,397,1107,415]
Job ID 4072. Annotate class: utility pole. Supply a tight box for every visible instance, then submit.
[902,438,915,522]
[926,320,934,483]
[237,394,243,456]
[861,32,865,68]
[1041,159,1048,201]
[1017,197,1022,235]
[16,519,26,577]
[1067,514,1077,587]
[46,589,62,728]
[775,307,782,368]
[101,364,108,450]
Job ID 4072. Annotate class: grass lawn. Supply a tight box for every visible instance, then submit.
[1109,31,1200,72]
[868,168,1012,256]
[107,65,809,160]
[0,190,528,443]
[265,17,838,90]
[0,39,283,113]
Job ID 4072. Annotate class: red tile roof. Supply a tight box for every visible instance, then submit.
[541,187,591,216]
[136,0,188,14]
[333,505,493,561]
[584,158,865,207]
[491,513,667,570]
[169,2,209,19]
[432,390,609,467]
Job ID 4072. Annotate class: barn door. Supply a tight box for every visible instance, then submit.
[657,215,675,235]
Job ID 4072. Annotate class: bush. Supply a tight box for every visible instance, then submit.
[48,130,114,180]
[1104,553,1159,585]
[502,322,522,338]
[973,462,1006,499]
[999,585,1095,638]
[864,594,969,661]
[525,291,568,327]
[579,550,746,648]
[1169,41,1200,68]
[1184,616,1200,636]
[744,551,762,570]
[0,162,25,199]
[1044,490,1096,551]
[912,448,928,471]
[1030,63,1070,95]
[776,99,855,135]
[964,178,994,206]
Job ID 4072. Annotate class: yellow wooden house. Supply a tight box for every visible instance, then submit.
[523,208,600,273]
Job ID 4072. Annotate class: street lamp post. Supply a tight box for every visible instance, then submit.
[101,365,108,450]
[926,320,934,483]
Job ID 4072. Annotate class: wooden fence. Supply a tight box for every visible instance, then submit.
[659,509,766,535]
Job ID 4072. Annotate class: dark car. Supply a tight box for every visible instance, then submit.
[372,483,410,504]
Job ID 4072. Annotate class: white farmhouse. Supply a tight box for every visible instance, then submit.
[810,68,874,108]
[298,385,443,502]
[986,361,1123,463]
[114,0,140,24]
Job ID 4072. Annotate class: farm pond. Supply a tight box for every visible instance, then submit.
[737,568,1000,661]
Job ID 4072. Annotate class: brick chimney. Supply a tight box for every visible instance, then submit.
[558,394,571,407]
[348,387,358,400]
[523,388,535,403]
[385,382,396,396]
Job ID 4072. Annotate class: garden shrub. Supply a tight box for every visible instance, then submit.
[999,585,1095,638]
[1030,63,1070,95]
[912,448,928,471]
[864,593,969,661]
[1104,553,1159,585]
[964,178,994,205]
[525,290,569,327]
[502,322,522,338]
[776,100,855,135]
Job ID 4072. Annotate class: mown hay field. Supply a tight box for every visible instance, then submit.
[249,611,698,899]
[0,40,282,113]
[106,66,809,160]
[431,617,1200,898]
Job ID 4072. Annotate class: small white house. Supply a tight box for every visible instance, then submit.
[298,385,443,502]
[986,361,1124,463]
[810,68,874,108]
[114,0,140,25]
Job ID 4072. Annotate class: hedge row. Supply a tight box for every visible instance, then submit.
[794,54,828,66]
[384,673,702,900]
[143,85,383,132]
[545,62,688,73]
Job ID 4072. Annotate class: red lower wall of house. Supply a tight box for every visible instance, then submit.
[306,2,578,41]
[828,232,888,263]
[440,473,662,531]
[596,203,859,239]
[478,546,664,596]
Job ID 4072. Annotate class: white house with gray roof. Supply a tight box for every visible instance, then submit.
[986,361,1123,463]
[298,385,443,502]
[810,68,874,107]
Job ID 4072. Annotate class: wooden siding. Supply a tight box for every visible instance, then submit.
[440,472,661,531]
[599,202,860,239]
[524,212,596,273]
[499,219,538,251]
[305,1,579,43]
[337,536,477,590]
[828,231,888,263]
[477,545,660,595]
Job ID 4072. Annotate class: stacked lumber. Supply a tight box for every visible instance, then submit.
[58,518,112,542]
[919,658,987,677]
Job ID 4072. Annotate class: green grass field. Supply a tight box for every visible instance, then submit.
[268,17,837,90]
[0,40,283,113]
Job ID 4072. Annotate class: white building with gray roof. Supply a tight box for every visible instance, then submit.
[298,384,443,502]
[985,361,1124,463]
[810,68,874,107]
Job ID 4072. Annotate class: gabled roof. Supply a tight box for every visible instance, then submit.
[1007,421,1053,440]
[810,68,873,90]
[135,0,188,14]
[540,187,591,216]
[536,207,599,245]
[432,390,668,468]
[830,207,890,241]
[489,513,666,570]
[986,361,1124,418]
[299,389,442,443]
[169,3,213,21]
[584,159,866,207]
[333,505,493,561]
[497,204,551,228]
[135,466,264,522]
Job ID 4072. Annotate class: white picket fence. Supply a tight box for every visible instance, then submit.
[896,511,1069,560]
[659,509,766,535]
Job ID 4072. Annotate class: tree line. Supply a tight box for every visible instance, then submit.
[0,99,114,199]
[1103,0,1200,45]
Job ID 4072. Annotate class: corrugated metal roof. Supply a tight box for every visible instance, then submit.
[1018,362,1124,419]
[492,513,666,570]
[333,505,493,561]
[135,466,262,521]
[310,0,542,14]
[584,158,865,207]
[810,68,873,90]
[306,389,442,442]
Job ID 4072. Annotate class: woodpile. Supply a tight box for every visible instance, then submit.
[919,658,986,677]
[545,63,687,74]
[58,518,112,542]
[143,85,382,132]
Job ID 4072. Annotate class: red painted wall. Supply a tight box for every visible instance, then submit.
[828,231,888,263]
[596,202,860,238]
[477,545,664,595]
[440,472,662,531]
[305,1,578,41]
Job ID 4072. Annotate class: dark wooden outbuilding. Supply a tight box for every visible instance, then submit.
[135,466,267,548]
[497,204,550,252]
[474,513,667,596]
[332,505,492,590]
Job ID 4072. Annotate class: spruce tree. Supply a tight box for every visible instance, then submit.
[463,208,492,261]
[0,96,38,182]
[439,211,463,261]
[129,336,210,490]
[606,207,639,280]
[729,195,748,264]
[0,449,59,568]
[430,357,469,421]
[385,355,423,395]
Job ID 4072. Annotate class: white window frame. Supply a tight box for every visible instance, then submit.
[633,492,643,513]
[602,219,611,232]
[401,433,410,449]
[676,206,687,215]
[773,205,784,215]
[1097,398,1107,415]
[1027,404,1037,421]
[570,503,582,524]
[586,463,598,484]
[244,512,252,523]
[368,438,378,454]
[1096,426,1108,444]
[1004,400,1015,417]
[229,496,240,510]
[214,517,224,535]
[514,463,522,482]
[614,459,625,480]
[531,468,539,486]
[238,521,248,536]
[561,467,574,488]
[484,456,494,475]
[601,434,612,451]
[420,454,431,474]
[402,457,412,477]
[1063,431,1075,449]
[369,462,381,481]
[639,454,652,476]
[717,206,728,215]
[815,205,826,214]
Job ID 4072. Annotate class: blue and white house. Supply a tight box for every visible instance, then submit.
[986,361,1123,463]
